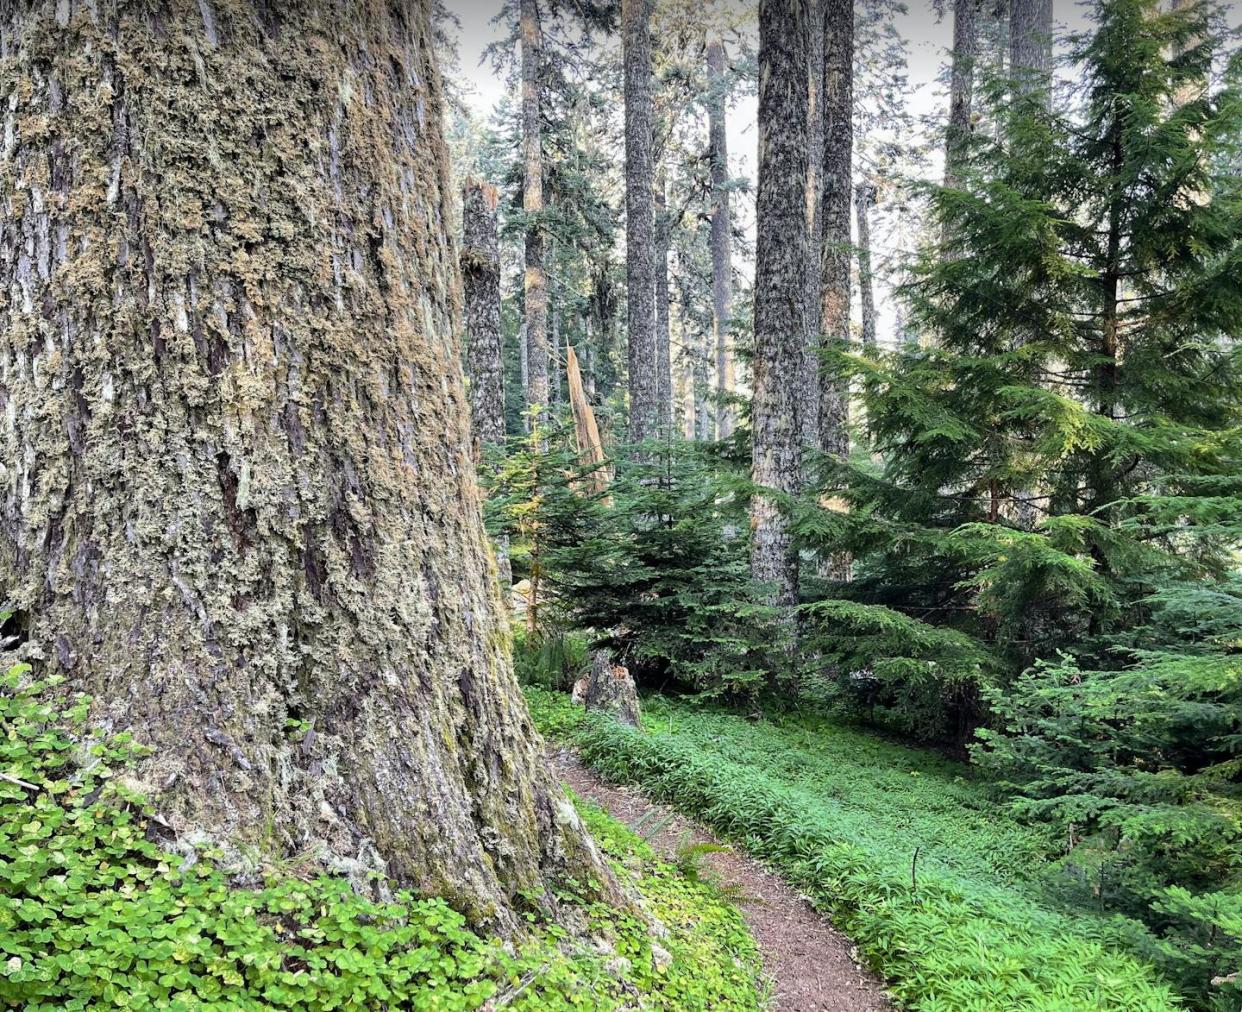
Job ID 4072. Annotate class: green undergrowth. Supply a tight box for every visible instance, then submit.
[0,663,762,1010]
[527,686,1185,1011]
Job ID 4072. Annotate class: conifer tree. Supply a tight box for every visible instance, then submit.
[0,0,615,931]
[707,38,736,439]
[624,0,659,444]
[752,0,810,618]
[521,0,550,424]
[810,0,1240,734]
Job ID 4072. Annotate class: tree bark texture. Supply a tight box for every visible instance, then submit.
[751,0,809,612]
[802,0,825,463]
[463,180,505,454]
[855,180,877,349]
[945,0,978,189]
[521,0,549,422]
[462,178,512,599]
[706,39,735,440]
[654,175,672,435]
[819,0,853,464]
[0,0,609,932]
[1009,0,1053,100]
[623,0,658,445]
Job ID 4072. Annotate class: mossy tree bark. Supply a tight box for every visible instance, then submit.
[0,0,610,933]
[751,0,808,616]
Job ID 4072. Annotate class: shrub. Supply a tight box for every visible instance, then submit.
[976,578,1242,1008]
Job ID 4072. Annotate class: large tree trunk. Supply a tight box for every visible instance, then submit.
[462,179,512,600]
[819,0,853,464]
[855,180,877,349]
[706,38,735,440]
[945,0,978,189]
[623,0,658,445]
[1009,0,1053,100]
[751,0,809,615]
[0,0,610,934]
[521,0,549,423]
[803,0,826,468]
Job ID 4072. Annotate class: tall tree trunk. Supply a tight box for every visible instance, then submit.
[462,179,512,599]
[521,0,549,422]
[623,0,658,445]
[803,0,826,468]
[706,38,735,440]
[655,175,673,435]
[680,274,714,441]
[819,0,853,463]
[945,0,978,189]
[464,181,506,456]
[0,0,611,934]
[549,248,561,411]
[855,180,877,349]
[751,0,809,616]
[1009,0,1053,100]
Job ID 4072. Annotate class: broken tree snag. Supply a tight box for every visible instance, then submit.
[574,652,641,728]
[566,344,611,497]
[0,0,617,933]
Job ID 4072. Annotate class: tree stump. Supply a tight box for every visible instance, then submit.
[572,651,641,727]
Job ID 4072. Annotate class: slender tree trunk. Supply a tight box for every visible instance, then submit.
[706,38,735,439]
[519,322,530,429]
[623,0,658,445]
[855,180,877,349]
[521,0,549,421]
[0,0,613,933]
[751,0,809,617]
[819,0,853,464]
[680,275,714,441]
[945,0,978,189]
[1009,0,1053,100]
[803,0,826,467]
[464,181,506,455]
[549,249,561,410]
[655,175,673,435]
[462,179,512,599]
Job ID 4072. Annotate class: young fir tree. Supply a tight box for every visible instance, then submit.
[803,0,1240,728]
[795,5,1240,992]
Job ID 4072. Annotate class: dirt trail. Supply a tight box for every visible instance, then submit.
[552,749,892,1011]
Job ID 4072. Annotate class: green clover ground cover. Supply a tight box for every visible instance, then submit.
[0,663,762,1010]
[527,687,1183,1011]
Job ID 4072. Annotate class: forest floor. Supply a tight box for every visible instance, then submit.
[530,687,1183,1010]
[553,748,891,1011]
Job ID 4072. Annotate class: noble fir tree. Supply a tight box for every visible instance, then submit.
[0,0,614,932]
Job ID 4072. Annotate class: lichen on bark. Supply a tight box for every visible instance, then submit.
[0,0,612,933]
